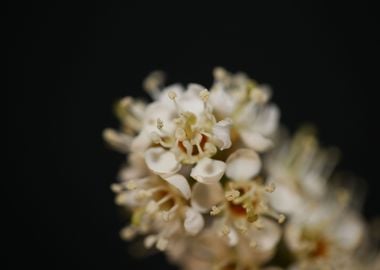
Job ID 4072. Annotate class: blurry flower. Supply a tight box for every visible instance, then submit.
[210,67,280,152]
[284,189,365,269]
[264,127,340,216]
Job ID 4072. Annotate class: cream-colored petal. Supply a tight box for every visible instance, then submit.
[144,147,181,175]
[227,228,239,246]
[209,84,235,116]
[130,131,152,152]
[240,130,273,152]
[191,182,224,213]
[226,149,261,180]
[178,84,206,116]
[162,174,191,200]
[190,157,226,184]
[251,218,281,253]
[213,118,232,150]
[255,105,279,136]
[332,213,364,250]
[284,222,304,254]
[269,181,303,214]
[184,207,204,235]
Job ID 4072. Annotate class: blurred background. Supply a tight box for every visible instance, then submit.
[7,1,379,269]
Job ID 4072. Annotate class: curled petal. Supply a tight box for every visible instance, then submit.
[162,174,191,200]
[144,147,181,175]
[191,182,224,213]
[190,158,226,184]
[213,118,232,150]
[226,149,261,180]
[184,207,204,235]
[240,130,273,152]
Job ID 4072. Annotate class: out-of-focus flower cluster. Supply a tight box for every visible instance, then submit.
[104,68,379,269]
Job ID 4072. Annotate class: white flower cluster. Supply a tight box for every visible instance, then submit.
[104,68,379,270]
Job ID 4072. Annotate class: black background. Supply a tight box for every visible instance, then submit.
[7,1,379,269]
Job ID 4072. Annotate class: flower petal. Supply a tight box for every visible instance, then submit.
[240,130,273,152]
[226,149,261,180]
[332,213,364,250]
[190,157,226,184]
[102,128,132,153]
[209,84,235,116]
[268,181,303,214]
[255,105,279,136]
[252,218,281,252]
[184,207,204,235]
[213,118,232,150]
[162,174,191,200]
[130,131,152,152]
[191,182,224,213]
[227,228,239,246]
[144,147,181,175]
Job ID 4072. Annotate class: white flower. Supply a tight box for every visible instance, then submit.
[105,68,374,270]
[265,128,340,215]
[144,147,181,176]
[284,199,364,267]
[209,67,280,152]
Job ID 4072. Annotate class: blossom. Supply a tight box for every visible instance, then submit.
[264,127,340,215]
[210,67,280,152]
[104,68,377,270]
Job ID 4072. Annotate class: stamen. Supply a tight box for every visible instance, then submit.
[221,225,230,236]
[265,182,276,193]
[199,89,210,102]
[110,183,123,192]
[278,214,286,224]
[115,192,128,205]
[120,226,136,240]
[225,189,241,201]
[126,180,138,190]
[156,118,164,130]
[253,219,264,230]
[156,238,169,251]
[144,235,157,248]
[245,206,259,223]
[265,208,286,224]
[249,240,257,248]
[143,71,165,99]
[210,205,224,216]
[167,90,177,100]
[234,220,248,234]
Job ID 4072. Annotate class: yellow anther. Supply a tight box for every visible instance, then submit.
[156,118,163,130]
[225,189,241,201]
[199,89,210,102]
[210,205,222,216]
[168,90,177,100]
